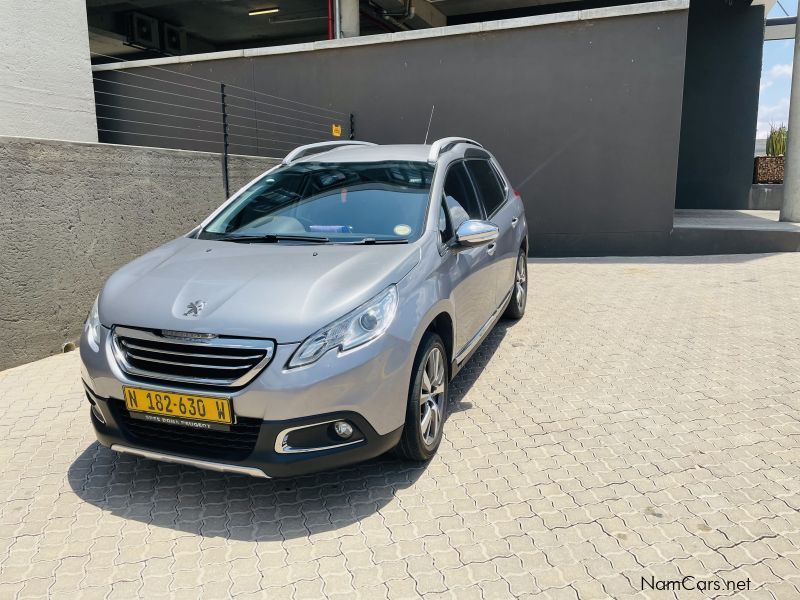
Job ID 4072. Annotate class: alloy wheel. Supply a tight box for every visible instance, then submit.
[515,253,527,311]
[419,347,446,447]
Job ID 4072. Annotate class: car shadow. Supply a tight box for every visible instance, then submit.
[67,319,511,541]
[448,318,509,415]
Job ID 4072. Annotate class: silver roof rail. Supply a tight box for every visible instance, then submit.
[282,141,376,164]
[427,137,483,164]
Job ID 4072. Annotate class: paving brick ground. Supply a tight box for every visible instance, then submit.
[2,254,800,599]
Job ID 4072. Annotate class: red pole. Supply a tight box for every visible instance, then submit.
[328,0,333,39]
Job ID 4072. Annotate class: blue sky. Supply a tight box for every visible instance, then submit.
[758,3,797,137]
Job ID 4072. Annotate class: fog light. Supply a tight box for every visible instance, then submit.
[91,404,106,424]
[333,421,353,439]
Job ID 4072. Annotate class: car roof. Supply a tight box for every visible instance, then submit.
[292,144,432,164]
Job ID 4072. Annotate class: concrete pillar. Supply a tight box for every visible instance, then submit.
[0,0,97,142]
[781,21,800,221]
[339,0,360,38]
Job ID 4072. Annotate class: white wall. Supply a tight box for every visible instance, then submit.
[0,0,98,142]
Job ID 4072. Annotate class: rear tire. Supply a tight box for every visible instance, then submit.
[395,332,449,462]
[503,249,528,320]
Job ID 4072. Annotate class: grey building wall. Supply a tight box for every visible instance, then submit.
[749,184,784,210]
[94,3,690,257]
[0,136,276,370]
[675,1,764,210]
[0,0,98,142]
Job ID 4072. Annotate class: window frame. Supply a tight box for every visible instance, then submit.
[441,158,486,229]
[463,158,509,220]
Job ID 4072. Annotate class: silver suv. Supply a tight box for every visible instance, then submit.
[80,138,528,478]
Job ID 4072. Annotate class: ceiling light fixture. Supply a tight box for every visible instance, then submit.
[249,7,280,16]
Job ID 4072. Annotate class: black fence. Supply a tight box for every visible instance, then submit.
[91,52,354,195]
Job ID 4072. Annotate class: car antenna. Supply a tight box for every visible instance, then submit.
[423,105,435,144]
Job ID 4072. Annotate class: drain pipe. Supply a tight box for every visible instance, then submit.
[332,0,342,38]
[328,0,344,39]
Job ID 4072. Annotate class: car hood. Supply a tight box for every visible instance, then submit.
[99,237,421,342]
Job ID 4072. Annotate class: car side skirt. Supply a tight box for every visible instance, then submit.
[451,287,513,379]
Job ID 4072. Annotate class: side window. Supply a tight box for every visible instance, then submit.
[443,162,483,230]
[466,160,506,217]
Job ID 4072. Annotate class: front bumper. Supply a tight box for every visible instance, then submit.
[80,324,413,478]
[86,385,403,478]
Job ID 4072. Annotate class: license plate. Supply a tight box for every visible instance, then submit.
[123,386,233,425]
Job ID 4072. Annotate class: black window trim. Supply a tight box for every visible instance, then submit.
[443,158,487,219]
[437,158,486,252]
[463,157,509,220]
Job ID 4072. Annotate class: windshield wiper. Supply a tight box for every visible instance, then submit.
[348,238,409,245]
[218,234,330,244]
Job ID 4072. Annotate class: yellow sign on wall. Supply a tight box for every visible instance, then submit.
[332,124,342,137]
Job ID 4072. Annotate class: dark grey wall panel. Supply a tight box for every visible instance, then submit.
[95,9,689,255]
[676,1,764,209]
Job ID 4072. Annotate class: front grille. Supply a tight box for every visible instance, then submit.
[112,326,275,388]
[112,401,261,461]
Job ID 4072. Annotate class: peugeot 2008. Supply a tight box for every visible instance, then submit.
[80,138,528,478]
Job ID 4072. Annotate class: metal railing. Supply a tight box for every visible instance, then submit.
[91,52,354,196]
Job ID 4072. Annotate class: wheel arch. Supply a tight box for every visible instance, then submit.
[412,303,456,376]
[426,312,454,369]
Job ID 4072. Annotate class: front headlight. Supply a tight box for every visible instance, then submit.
[288,285,398,368]
[85,296,102,352]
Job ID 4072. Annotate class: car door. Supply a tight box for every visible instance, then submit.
[465,158,518,310]
[440,161,497,354]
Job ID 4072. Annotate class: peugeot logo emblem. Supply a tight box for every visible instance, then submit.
[183,300,206,317]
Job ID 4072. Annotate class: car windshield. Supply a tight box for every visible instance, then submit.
[200,161,435,243]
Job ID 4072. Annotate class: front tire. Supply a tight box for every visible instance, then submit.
[395,332,448,461]
[503,249,528,319]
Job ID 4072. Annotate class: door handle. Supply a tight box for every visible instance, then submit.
[511,217,519,228]
[487,243,496,255]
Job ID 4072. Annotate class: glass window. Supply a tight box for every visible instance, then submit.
[200,161,434,243]
[443,162,482,229]
[438,198,453,244]
[466,159,506,216]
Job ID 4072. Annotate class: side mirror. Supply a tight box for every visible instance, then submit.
[454,220,499,249]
